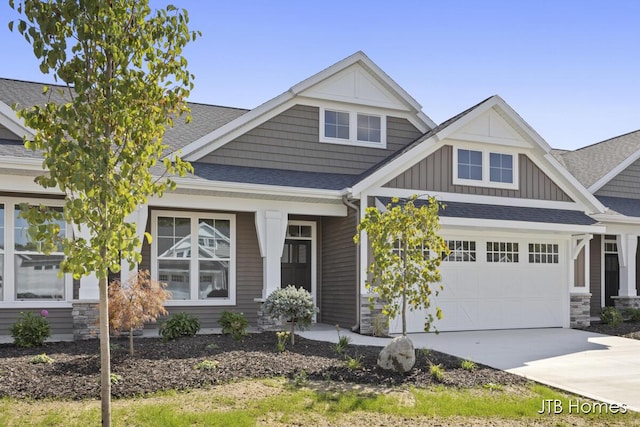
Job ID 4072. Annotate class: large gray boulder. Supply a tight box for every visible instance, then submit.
[377,335,416,373]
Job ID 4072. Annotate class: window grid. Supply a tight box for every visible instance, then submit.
[486,241,519,263]
[489,153,514,183]
[528,243,559,264]
[324,110,350,140]
[443,240,476,262]
[357,114,381,142]
[457,149,483,181]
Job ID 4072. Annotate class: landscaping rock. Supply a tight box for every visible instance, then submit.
[377,335,415,373]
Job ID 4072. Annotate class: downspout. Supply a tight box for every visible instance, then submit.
[342,194,361,332]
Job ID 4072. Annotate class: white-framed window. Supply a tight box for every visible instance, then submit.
[152,211,236,305]
[486,241,519,263]
[528,243,559,264]
[320,107,386,148]
[443,240,476,262]
[453,147,518,189]
[0,198,72,305]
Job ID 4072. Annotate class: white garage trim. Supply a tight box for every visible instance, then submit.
[390,232,570,333]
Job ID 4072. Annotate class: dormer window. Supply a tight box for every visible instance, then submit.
[320,108,386,148]
[453,147,518,189]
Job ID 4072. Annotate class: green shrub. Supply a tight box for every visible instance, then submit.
[30,353,53,364]
[601,306,623,327]
[110,373,122,385]
[159,312,200,342]
[218,311,249,340]
[11,311,51,348]
[194,360,220,371]
[625,308,640,322]
[344,354,363,370]
[264,285,317,345]
[461,360,477,371]
[276,331,290,353]
[429,363,445,382]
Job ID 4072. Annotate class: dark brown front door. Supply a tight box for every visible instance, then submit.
[281,239,311,293]
[604,253,619,307]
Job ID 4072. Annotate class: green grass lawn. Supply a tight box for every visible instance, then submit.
[0,378,637,426]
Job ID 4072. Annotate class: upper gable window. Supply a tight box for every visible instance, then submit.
[453,147,518,190]
[320,108,386,148]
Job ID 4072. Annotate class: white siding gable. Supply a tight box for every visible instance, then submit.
[299,63,410,111]
[448,108,530,149]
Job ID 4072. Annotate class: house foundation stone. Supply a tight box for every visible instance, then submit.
[360,294,389,336]
[612,296,640,311]
[256,301,284,331]
[570,293,591,328]
[72,301,100,340]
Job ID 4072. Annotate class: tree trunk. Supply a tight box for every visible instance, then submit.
[99,275,111,426]
[290,319,295,346]
[402,237,408,336]
[129,327,134,356]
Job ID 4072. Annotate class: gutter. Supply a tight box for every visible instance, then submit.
[342,193,361,332]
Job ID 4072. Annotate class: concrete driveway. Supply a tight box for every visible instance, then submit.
[300,326,640,412]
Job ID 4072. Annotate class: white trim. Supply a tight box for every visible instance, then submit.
[0,197,72,304]
[452,145,519,190]
[150,210,237,306]
[350,96,606,216]
[319,107,387,149]
[588,148,640,193]
[591,214,640,225]
[149,191,347,218]
[284,220,317,319]
[0,100,34,140]
[440,217,605,235]
[373,187,586,211]
[180,51,434,161]
[173,175,346,201]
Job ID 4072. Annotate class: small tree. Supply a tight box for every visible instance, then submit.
[8,1,198,424]
[264,285,317,345]
[354,195,449,336]
[108,270,171,355]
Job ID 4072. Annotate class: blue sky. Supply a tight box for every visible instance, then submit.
[1,0,638,150]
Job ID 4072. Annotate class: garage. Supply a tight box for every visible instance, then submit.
[389,236,567,333]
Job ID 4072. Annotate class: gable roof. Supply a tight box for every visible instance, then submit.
[557,130,640,192]
[0,78,248,156]
[350,95,606,215]
[179,51,436,162]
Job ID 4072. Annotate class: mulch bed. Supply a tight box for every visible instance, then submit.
[0,332,526,400]
[579,319,640,340]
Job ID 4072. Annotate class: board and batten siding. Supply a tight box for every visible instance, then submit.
[141,209,263,328]
[200,105,424,175]
[595,157,640,200]
[0,307,73,337]
[0,124,20,140]
[384,145,573,202]
[320,209,357,328]
[590,235,602,317]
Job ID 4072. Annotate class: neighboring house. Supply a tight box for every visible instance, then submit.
[0,51,637,339]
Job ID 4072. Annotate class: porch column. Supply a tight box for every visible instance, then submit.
[616,233,639,297]
[120,204,149,282]
[255,210,288,299]
[72,223,99,300]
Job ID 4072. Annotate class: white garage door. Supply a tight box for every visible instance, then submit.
[390,237,566,333]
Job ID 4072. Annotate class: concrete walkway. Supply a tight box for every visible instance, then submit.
[299,325,640,412]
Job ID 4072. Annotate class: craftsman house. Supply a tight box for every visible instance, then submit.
[0,51,637,339]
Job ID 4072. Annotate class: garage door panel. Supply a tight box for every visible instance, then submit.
[390,238,566,334]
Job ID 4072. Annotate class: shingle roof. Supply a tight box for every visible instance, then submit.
[557,130,640,189]
[596,195,640,218]
[0,138,39,158]
[191,162,358,190]
[378,197,597,225]
[355,96,494,183]
[0,78,248,155]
